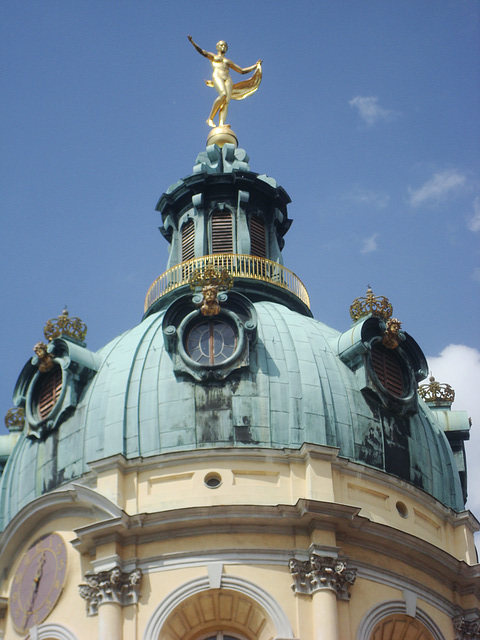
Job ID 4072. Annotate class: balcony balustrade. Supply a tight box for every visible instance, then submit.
[144,254,310,312]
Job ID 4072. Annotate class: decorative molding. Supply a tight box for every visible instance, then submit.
[27,623,80,640]
[142,573,295,640]
[289,553,357,599]
[78,566,142,616]
[453,611,480,640]
[356,600,446,640]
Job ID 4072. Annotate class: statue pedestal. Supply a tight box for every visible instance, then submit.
[207,125,238,148]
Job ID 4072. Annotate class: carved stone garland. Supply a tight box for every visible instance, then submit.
[79,567,142,616]
[289,554,357,600]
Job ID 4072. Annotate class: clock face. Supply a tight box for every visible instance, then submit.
[186,319,237,365]
[10,532,67,633]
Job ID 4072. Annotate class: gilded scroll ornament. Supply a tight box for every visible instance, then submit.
[188,36,262,128]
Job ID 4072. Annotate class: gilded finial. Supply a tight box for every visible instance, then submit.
[4,407,25,432]
[43,307,87,342]
[349,287,393,322]
[189,265,233,317]
[418,376,455,405]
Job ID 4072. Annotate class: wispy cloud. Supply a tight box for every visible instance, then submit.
[350,186,390,209]
[349,96,397,126]
[408,169,466,207]
[468,196,480,232]
[361,233,379,254]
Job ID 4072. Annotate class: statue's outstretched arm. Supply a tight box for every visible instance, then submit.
[187,35,213,61]
[229,59,262,75]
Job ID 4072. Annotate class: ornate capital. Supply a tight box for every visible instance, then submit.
[289,554,357,600]
[453,612,480,640]
[79,567,142,615]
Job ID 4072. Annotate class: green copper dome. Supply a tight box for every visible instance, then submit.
[0,145,466,530]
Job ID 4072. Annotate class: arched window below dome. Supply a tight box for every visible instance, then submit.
[370,613,435,640]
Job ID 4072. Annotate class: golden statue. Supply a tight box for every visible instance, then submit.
[188,36,262,128]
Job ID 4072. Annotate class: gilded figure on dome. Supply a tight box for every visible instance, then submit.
[188,36,262,128]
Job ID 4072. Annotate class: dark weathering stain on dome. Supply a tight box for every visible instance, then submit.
[357,396,422,490]
[195,384,233,444]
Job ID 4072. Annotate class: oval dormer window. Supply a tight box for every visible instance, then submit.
[186,318,236,365]
[35,364,63,420]
[370,343,405,397]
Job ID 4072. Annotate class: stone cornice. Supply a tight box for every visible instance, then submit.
[86,443,341,476]
[70,498,479,599]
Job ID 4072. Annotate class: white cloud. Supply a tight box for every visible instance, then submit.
[426,345,480,525]
[350,187,390,209]
[349,96,397,126]
[360,233,379,254]
[408,169,466,207]
[468,196,480,232]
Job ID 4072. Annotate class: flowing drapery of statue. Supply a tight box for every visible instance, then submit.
[188,36,262,146]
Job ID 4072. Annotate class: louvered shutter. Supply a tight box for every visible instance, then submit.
[211,211,233,253]
[37,366,63,419]
[250,216,266,257]
[181,220,195,261]
[371,344,404,397]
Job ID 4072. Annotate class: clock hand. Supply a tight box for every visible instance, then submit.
[24,552,46,627]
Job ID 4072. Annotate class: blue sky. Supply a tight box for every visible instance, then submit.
[1,1,479,525]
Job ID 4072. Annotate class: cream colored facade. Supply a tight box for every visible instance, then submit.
[1,443,478,639]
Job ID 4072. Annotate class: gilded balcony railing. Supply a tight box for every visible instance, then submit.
[144,254,310,312]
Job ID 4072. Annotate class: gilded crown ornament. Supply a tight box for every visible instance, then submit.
[189,265,234,317]
[4,407,25,432]
[43,307,87,342]
[418,376,455,405]
[349,287,393,322]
